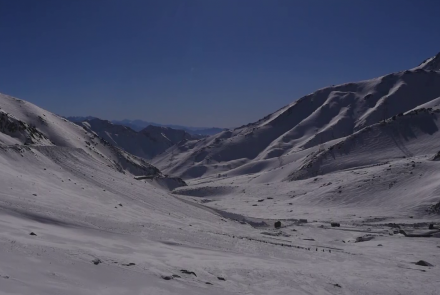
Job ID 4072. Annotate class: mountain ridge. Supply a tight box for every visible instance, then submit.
[0,93,186,189]
[67,116,226,136]
[76,117,195,160]
[153,53,440,180]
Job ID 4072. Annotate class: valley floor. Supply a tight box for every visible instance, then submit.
[1,146,439,295]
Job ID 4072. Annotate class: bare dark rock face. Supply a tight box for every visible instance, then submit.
[180,269,197,277]
[428,201,440,214]
[415,260,433,267]
[92,258,102,265]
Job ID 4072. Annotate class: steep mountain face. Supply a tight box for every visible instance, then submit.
[77,118,193,159]
[153,56,440,179]
[0,93,186,188]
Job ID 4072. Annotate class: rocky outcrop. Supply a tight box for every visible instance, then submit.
[0,110,52,145]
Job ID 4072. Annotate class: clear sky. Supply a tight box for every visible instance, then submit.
[1,0,440,128]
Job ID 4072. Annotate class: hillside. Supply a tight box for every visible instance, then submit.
[153,55,440,180]
[290,107,440,181]
[0,93,186,186]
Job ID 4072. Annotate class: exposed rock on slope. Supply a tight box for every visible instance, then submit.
[0,109,52,145]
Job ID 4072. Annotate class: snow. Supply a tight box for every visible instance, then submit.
[153,70,440,180]
[1,54,440,294]
[1,144,439,294]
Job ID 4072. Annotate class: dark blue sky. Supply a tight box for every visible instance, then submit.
[1,0,439,127]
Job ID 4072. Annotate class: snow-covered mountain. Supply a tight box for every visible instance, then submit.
[153,54,440,180]
[0,93,186,187]
[76,118,193,160]
[290,106,440,179]
[1,53,440,295]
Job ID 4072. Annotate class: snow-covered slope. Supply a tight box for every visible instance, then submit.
[291,107,440,180]
[3,121,439,295]
[0,93,183,179]
[153,65,440,179]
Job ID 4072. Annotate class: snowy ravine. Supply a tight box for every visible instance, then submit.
[1,55,440,294]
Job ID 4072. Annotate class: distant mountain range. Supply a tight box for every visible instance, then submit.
[113,119,226,136]
[67,117,198,159]
[66,117,225,136]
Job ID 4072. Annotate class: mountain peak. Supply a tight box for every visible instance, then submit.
[415,51,440,71]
